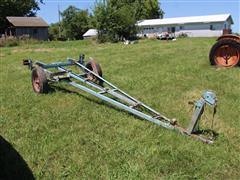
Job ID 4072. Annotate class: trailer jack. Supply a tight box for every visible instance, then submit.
[23,55,218,144]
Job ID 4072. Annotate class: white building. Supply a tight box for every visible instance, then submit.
[83,29,98,39]
[137,14,233,37]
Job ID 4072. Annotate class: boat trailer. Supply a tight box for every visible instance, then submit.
[23,54,218,144]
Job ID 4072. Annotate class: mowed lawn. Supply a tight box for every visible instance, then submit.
[0,38,239,179]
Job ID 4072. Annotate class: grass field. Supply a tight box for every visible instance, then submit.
[0,38,239,179]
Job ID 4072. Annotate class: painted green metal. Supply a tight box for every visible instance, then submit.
[69,81,174,129]
[23,56,218,144]
[35,60,74,69]
[186,91,217,135]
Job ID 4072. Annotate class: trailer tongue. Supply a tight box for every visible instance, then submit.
[23,55,218,144]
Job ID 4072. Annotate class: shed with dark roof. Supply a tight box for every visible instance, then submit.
[6,16,49,40]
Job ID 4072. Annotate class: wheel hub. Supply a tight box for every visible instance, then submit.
[215,45,239,67]
[33,76,40,92]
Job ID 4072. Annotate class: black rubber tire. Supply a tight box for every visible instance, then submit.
[31,67,49,93]
[85,60,103,86]
[209,39,240,67]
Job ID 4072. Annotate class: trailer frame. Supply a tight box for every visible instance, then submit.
[23,55,218,144]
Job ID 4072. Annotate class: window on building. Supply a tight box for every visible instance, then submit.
[224,23,227,29]
[180,26,184,30]
[210,25,213,30]
[144,27,153,30]
[33,29,38,34]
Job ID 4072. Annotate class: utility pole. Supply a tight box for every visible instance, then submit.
[58,4,61,38]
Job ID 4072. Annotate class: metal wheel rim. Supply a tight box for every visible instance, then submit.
[86,62,99,82]
[87,67,97,81]
[33,75,41,92]
[214,45,239,67]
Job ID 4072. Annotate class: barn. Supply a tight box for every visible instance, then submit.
[137,14,234,37]
[5,16,49,40]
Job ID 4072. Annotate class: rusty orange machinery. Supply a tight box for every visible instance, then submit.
[209,34,240,67]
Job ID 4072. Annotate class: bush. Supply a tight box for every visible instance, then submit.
[0,35,43,47]
[18,34,30,40]
[97,33,112,43]
[56,37,67,41]
[0,36,19,47]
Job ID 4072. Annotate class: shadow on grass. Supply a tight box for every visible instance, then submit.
[0,136,35,180]
[50,84,125,111]
[195,129,219,140]
[50,84,219,141]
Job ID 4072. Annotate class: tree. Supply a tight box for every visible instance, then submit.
[109,5,137,40]
[94,1,136,42]
[93,0,164,42]
[0,0,43,33]
[61,6,90,40]
[134,0,164,20]
[48,23,60,41]
[104,0,164,20]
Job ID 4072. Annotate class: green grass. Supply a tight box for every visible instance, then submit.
[0,38,239,179]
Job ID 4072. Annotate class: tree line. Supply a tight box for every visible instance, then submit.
[0,0,164,42]
[51,0,164,42]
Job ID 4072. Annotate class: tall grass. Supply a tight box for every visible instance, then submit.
[0,36,43,47]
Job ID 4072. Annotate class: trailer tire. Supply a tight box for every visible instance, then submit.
[85,60,103,86]
[209,39,240,67]
[31,67,49,93]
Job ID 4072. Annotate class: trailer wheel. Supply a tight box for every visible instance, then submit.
[31,67,49,93]
[209,39,240,67]
[85,60,103,86]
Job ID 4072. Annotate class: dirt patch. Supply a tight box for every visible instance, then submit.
[0,53,5,58]
[12,48,66,53]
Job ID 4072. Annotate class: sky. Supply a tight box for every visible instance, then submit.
[38,0,240,33]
